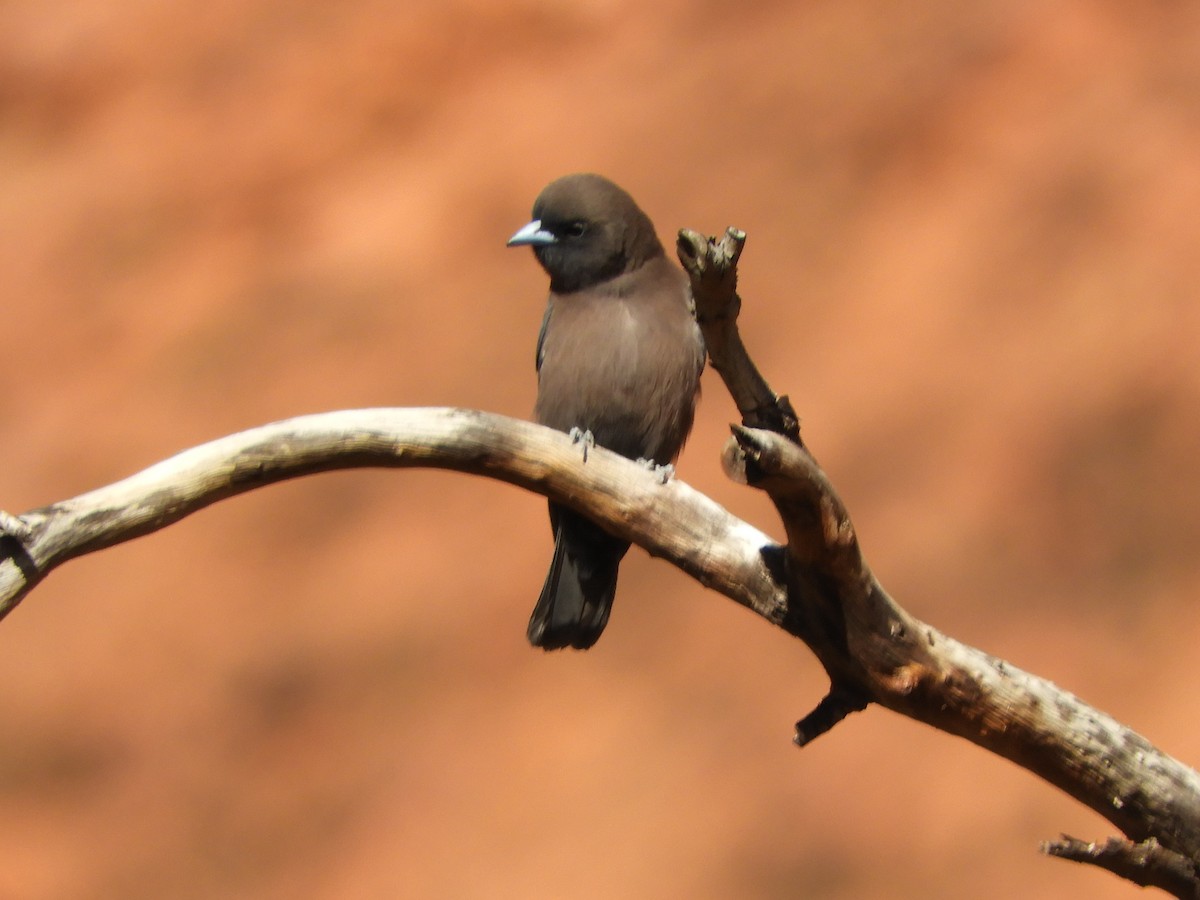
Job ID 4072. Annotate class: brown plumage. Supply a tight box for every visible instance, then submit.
[508,173,705,650]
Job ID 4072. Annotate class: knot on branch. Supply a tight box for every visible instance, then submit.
[0,511,32,541]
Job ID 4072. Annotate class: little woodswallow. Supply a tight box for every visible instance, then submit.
[508,173,705,650]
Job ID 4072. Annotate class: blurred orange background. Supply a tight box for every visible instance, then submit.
[1,2,1198,897]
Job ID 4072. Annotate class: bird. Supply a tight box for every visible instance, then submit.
[507,173,705,650]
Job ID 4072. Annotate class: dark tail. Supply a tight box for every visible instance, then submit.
[528,505,628,650]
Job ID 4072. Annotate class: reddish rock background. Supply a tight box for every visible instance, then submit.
[1,2,1198,897]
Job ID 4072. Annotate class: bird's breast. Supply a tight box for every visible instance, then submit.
[534,283,703,463]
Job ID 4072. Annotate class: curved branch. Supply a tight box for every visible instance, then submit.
[733,424,1200,864]
[0,408,785,625]
[0,228,1196,896]
[677,226,1200,894]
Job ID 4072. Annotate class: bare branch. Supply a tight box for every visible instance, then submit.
[729,425,1200,860]
[677,227,799,440]
[0,409,785,626]
[1044,836,1200,899]
[677,227,1200,894]
[0,227,1195,896]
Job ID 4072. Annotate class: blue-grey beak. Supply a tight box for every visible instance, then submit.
[507,219,558,248]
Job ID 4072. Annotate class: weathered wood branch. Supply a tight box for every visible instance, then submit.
[1043,836,1200,899]
[0,409,784,626]
[677,227,799,440]
[675,226,1200,896]
[0,227,1194,895]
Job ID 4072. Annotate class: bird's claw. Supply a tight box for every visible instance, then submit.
[637,459,675,485]
[568,427,595,463]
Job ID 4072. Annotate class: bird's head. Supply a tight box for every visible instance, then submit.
[507,173,664,294]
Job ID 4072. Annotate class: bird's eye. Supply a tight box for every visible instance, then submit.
[565,221,587,238]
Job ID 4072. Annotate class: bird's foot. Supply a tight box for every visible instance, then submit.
[568,427,595,463]
[637,459,675,485]
[0,511,32,541]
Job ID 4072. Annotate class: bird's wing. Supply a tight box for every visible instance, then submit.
[535,300,553,374]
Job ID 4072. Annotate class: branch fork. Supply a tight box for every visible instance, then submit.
[675,226,1200,895]
[0,226,1192,896]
